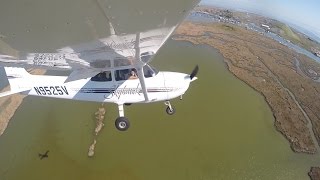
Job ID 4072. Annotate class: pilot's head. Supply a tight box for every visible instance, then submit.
[130,70,135,76]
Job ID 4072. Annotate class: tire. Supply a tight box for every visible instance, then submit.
[115,117,130,131]
[166,106,176,115]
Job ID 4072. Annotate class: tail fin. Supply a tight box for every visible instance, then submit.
[0,67,32,97]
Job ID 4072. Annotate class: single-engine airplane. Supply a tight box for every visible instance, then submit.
[0,0,200,131]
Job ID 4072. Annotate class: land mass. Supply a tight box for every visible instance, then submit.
[192,6,320,57]
[174,20,320,154]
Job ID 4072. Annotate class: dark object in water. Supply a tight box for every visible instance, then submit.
[38,150,49,160]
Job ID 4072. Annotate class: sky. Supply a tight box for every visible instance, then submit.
[200,0,320,40]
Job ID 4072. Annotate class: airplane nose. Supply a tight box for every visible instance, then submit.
[190,77,198,82]
[184,75,198,82]
[184,65,199,82]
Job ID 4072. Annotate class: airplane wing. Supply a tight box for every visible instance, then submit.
[0,0,200,73]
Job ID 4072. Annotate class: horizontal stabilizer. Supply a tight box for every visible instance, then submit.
[65,69,101,83]
[0,89,30,97]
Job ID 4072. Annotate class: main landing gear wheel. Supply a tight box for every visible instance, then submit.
[166,106,176,115]
[115,117,130,131]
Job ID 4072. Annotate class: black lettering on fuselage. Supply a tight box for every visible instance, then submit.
[44,86,51,95]
[61,86,69,95]
[34,87,41,95]
[55,86,63,95]
[34,86,68,96]
[39,87,46,95]
[50,86,57,95]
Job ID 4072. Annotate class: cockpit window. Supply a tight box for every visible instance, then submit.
[115,68,138,81]
[143,64,158,78]
[91,71,112,82]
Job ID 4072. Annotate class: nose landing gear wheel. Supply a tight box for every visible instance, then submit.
[166,106,176,115]
[164,101,175,115]
[115,117,130,131]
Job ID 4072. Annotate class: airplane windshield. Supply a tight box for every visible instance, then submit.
[143,64,158,78]
[141,52,154,63]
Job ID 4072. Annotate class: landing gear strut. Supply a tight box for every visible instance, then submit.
[164,101,175,115]
[115,104,130,131]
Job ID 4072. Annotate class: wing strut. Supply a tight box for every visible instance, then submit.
[135,33,149,102]
[137,67,148,102]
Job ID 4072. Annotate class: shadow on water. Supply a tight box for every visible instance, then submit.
[0,39,319,180]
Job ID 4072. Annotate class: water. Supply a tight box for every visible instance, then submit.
[247,23,320,63]
[0,40,319,179]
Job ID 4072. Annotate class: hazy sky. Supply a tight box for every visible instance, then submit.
[201,0,320,38]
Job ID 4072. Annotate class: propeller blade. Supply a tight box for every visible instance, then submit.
[190,65,199,80]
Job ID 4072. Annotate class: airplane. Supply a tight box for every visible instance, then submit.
[0,0,200,131]
[38,150,49,160]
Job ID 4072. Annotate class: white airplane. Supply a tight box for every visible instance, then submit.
[0,0,200,131]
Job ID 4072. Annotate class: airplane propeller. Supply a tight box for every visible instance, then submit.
[190,65,199,80]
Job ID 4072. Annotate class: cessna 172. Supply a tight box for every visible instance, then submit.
[0,0,200,131]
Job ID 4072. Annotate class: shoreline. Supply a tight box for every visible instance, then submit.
[172,21,320,180]
[146,36,311,153]
[174,21,320,154]
[175,37,317,154]
[222,56,319,153]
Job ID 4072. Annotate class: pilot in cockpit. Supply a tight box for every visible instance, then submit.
[128,69,138,79]
[105,71,112,81]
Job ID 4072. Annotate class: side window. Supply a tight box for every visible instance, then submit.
[115,69,138,81]
[91,71,112,82]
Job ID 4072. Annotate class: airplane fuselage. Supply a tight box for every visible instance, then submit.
[19,71,191,104]
[2,66,198,131]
